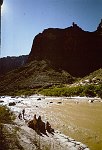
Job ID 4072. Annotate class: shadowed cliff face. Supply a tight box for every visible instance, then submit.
[28,22,102,77]
[0,55,28,76]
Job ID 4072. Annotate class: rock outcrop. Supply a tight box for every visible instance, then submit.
[28,21,102,77]
[97,19,102,35]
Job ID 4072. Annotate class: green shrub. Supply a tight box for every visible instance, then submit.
[0,106,15,150]
[40,84,102,98]
[82,85,96,97]
[0,106,15,124]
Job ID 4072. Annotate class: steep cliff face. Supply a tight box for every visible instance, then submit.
[28,22,102,77]
[0,55,28,76]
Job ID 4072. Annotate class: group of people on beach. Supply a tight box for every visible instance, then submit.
[28,114,54,135]
[34,114,54,133]
[18,109,54,135]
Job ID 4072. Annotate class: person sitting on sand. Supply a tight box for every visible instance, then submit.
[33,114,38,130]
[37,116,46,134]
[46,121,54,133]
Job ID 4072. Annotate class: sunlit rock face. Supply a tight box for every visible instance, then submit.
[28,22,102,77]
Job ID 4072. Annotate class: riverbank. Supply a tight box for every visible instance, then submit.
[0,95,102,149]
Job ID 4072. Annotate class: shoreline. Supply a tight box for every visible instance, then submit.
[0,95,92,150]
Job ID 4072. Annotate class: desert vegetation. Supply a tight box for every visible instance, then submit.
[0,106,15,150]
[1,83,102,99]
[40,84,102,98]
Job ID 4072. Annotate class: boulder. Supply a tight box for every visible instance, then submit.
[9,102,16,106]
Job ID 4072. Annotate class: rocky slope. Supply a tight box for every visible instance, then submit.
[0,55,28,76]
[0,60,75,95]
[75,68,102,86]
[28,21,102,77]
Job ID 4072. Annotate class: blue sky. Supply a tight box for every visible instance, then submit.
[1,0,102,57]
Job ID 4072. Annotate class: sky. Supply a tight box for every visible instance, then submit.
[1,0,102,57]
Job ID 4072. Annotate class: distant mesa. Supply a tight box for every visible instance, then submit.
[27,20,102,77]
[0,55,28,75]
